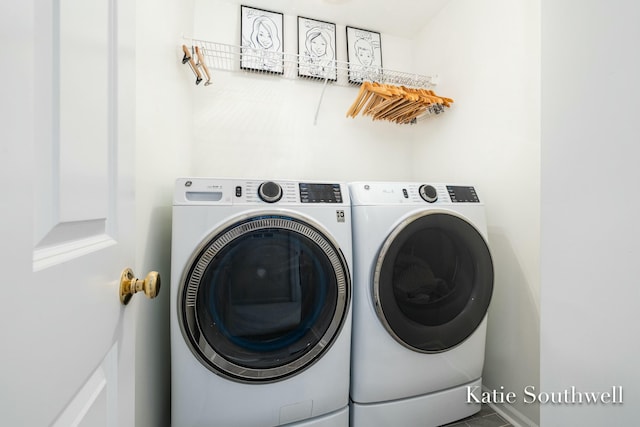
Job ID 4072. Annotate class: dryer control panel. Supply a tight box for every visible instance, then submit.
[446,186,480,203]
[349,182,482,206]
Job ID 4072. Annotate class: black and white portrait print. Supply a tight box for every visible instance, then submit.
[346,26,382,84]
[297,17,337,81]
[240,6,284,74]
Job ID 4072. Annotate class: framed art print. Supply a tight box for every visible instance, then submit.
[346,26,382,84]
[240,5,284,74]
[297,17,337,81]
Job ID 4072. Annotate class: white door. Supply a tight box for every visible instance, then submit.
[0,0,139,425]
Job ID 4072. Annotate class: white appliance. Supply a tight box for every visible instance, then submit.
[171,178,353,427]
[348,182,494,427]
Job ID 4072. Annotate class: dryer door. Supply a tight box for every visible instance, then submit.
[374,211,493,353]
[178,213,350,383]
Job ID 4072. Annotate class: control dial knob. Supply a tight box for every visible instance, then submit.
[258,181,283,203]
[419,184,438,203]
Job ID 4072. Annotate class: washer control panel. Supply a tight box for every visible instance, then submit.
[251,181,343,203]
[245,181,344,204]
[175,178,347,205]
[299,183,343,203]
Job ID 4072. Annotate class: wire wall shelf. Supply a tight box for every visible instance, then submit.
[185,38,436,89]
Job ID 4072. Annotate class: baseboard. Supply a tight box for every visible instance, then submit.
[482,386,539,427]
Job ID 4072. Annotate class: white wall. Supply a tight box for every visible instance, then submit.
[541,1,640,425]
[135,0,194,426]
[412,1,541,425]
[167,1,541,426]
[190,0,417,182]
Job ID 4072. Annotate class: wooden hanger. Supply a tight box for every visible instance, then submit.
[182,45,203,85]
[366,85,420,123]
[195,46,212,86]
[346,81,454,124]
[346,81,374,118]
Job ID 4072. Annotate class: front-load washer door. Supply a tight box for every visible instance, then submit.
[178,213,350,383]
[373,211,493,353]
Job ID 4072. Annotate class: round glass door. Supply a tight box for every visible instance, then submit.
[373,211,493,353]
[179,214,350,383]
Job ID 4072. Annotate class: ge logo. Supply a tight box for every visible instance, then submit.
[336,210,345,223]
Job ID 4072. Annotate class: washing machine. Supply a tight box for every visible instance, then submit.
[348,182,494,427]
[171,178,353,427]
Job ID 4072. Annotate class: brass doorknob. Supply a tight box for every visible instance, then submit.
[119,268,161,305]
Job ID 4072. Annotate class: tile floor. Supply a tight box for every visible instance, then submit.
[442,404,513,427]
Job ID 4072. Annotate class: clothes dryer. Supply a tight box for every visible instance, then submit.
[349,182,493,427]
[171,178,352,427]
